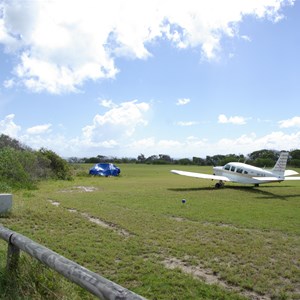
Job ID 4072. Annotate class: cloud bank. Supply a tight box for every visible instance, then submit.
[0,0,294,94]
[1,113,300,158]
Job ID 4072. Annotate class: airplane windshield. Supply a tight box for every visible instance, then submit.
[224,164,230,171]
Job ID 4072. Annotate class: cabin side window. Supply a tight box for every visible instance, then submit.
[224,164,230,171]
[230,166,236,172]
[244,170,248,174]
[236,168,243,173]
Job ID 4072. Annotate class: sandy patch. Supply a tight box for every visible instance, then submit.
[162,256,270,300]
[47,198,131,237]
[59,186,98,193]
[81,212,131,237]
[48,199,60,206]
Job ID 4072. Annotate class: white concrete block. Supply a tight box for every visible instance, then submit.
[0,194,12,214]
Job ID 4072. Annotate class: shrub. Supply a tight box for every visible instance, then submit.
[0,136,73,191]
[38,148,72,180]
[0,147,34,190]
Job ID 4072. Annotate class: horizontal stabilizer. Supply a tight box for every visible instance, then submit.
[285,170,299,176]
[171,170,230,181]
[283,176,300,181]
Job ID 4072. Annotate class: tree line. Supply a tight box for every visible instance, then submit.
[69,149,300,168]
[1,133,300,192]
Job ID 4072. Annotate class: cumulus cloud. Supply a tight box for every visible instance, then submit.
[26,124,52,135]
[176,98,190,106]
[99,99,117,109]
[0,0,293,94]
[176,121,198,126]
[278,116,300,128]
[0,114,21,137]
[82,99,150,143]
[218,114,247,125]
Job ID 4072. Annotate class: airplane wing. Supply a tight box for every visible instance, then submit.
[252,177,283,182]
[171,170,231,181]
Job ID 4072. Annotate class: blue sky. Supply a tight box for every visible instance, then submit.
[0,0,300,158]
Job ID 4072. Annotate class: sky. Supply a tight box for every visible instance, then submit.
[0,0,300,159]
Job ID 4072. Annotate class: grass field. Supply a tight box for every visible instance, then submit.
[1,164,300,299]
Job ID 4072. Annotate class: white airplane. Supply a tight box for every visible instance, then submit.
[171,151,300,188]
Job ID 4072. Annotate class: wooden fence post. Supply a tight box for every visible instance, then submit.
[6,235,20,272]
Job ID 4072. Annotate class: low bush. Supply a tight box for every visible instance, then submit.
[0,135,72,192]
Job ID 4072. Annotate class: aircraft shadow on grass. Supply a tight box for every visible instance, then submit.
[168,185,300,201]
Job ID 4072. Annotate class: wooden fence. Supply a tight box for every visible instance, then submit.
[0,226,146,300]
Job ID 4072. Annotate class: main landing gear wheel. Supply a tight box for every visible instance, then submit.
[215,181,224,188]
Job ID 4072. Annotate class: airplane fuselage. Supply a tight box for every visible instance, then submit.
[213,162,284,184]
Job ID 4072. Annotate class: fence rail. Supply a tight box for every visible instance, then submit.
[0,226,145,300]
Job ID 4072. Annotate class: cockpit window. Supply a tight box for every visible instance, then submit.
[224,164,230,171]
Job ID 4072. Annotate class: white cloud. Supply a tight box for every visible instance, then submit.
[99,99,117,109]
[216,131,300,155]
[82,100,150,142]
[0,114,21,137]
[176,98,190,106]
[130,137,156,149]
[3,79,15,88]
[158,139,183,148]
[0,0,293,94]
[26,124,52,135]
[278,116,300,128]
[218,114,247,125]
[176,121,198,126]
[241,35,251,42]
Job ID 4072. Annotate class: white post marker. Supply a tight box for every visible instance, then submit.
[0,194,12,214]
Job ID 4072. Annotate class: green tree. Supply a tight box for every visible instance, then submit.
[0,147,33,189]
[0,134,25,150]
[39,148,72,180]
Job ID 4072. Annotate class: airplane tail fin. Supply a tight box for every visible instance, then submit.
[272,151,289,177]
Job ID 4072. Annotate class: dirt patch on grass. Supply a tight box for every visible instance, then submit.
[80,212,132,238]
[59,186,98,193]
[170,215,241,229]
[48,199,60,206]
[162,256,270,300]
[65,206,132,237]
[47,199,132,237]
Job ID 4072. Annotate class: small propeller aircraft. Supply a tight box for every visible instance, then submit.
[171,151,300,188]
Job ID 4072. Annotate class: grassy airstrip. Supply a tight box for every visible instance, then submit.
[1,164,300,299]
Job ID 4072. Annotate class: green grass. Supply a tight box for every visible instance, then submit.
[1,164,300,299]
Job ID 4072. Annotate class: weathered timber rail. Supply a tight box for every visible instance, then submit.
[0,226,146,300]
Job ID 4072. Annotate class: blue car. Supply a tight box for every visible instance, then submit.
[89,163,120,177]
